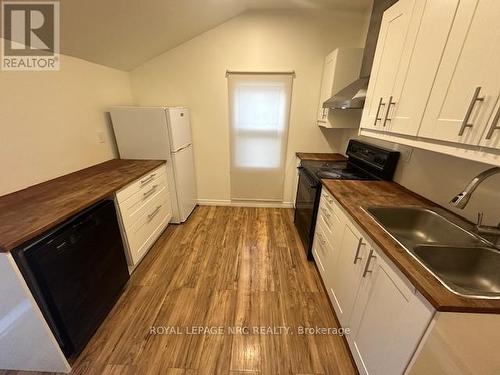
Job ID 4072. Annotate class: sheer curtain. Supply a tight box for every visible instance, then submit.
[227,73,293,201]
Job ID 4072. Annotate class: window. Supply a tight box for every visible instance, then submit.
[227,73,293,201]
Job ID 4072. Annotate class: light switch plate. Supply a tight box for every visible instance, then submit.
[97,130,106,144]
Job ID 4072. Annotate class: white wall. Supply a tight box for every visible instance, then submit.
[130,9,369,204]
[0,49,133,196]
[354,136,500,226]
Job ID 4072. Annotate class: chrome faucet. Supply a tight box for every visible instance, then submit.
[450,167,500,208]
[450,166,500,239]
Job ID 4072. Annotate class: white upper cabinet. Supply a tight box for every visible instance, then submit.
[479,97,500,150]
[360,0,500,164]
[419,0,500,147]
[387,0,463,136]
[316,48,363,128]
[360,0,416,131]
[317,52,337,125]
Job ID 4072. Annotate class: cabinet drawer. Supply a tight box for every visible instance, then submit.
[126,189,171,264]
[116,165,167,203]
[320,188,347,222]
[118,173,168,228]
[313,222,333,278]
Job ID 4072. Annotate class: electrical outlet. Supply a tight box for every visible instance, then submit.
[97,130,106,144]
[393,144,413,163]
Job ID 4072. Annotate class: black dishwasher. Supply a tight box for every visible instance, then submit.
[13,199,130,358]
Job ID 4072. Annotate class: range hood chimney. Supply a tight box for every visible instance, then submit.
[323,0,398,110]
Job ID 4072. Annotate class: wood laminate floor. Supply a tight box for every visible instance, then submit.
[2,206,357,375]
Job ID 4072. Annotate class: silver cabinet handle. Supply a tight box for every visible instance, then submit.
[141,173,157,185]
[147,205,162,221]
[383,96,397,127]
[459,87,485,136]
[317,233,327,249]
[362,249,377,277]
[320,206,331,218]
[353,238,364,264]
[321,191,333,203]
[485,105,500,140]
[373,97,386,126]
[143,185,158,199]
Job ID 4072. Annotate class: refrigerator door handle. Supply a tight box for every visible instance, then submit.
[172,144,192,153]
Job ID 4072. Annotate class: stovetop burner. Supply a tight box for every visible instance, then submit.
[302,160,376,181]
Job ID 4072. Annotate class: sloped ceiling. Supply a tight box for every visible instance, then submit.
[60,0,372,71]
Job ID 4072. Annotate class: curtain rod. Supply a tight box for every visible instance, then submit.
[225,70,296,78]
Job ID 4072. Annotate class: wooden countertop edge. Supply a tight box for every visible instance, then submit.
[0,159,166,253]
[295,152,347,162]
[321,180,500,314]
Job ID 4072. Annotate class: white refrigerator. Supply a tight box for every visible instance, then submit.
[110,106,197,223]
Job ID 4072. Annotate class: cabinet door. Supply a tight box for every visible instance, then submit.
[317,51,338,125]
[419,0,500,146]
[360,0,416,130]
[349,248,434,375]
[329,222,368,326]
[479,96,500,150]
[387,0,460,136]
[478,17,500,150]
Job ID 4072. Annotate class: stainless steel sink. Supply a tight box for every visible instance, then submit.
[365,206,500,298]
[413,245,500,297]
[365,207,484,248]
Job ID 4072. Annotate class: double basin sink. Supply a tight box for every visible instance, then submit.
[365,206,500,299]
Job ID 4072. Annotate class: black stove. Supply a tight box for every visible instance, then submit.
[301,160,377,181]
[294,140,400,260]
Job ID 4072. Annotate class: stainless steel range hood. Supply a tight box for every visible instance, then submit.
[323,0,398,110]
[322,76,369,110]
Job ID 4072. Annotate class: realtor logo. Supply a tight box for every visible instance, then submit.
[1,1,60,70]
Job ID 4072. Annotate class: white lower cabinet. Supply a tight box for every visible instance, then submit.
[329,221,368,326]
[115,164,173,270]
[348,246,434,375]
[313,188,435,375]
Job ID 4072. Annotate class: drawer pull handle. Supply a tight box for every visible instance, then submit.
[362,249,377,277]
[321,206,331,218]
[459,87,485,136]
[141,173,157,185]
[485,105,500,140]
[143,185,158,199]
[147,205,162,221]
[321,191,333,203]
[56,241,67,250]
[317,233,327,246]
[353,238,364,264]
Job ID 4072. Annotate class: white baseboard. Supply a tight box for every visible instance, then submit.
[197,199,294,208]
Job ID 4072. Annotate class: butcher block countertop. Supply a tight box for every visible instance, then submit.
[296,152,347,162]
[0,159,165,253]
[321,179,500,314]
